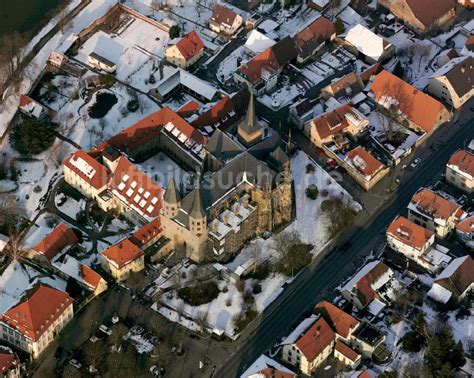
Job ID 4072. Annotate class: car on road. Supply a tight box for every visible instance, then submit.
[99,325,112,336]
[410,158,421,168]
[69,359,82,369]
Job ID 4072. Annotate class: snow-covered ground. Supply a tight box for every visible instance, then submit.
[137,152,192,189]
[216,45,248,83]
[157,151,360,338]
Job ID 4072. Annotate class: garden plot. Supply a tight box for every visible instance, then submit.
[387,28,439,87]
[156,151,359,338]
[32,74,82,112]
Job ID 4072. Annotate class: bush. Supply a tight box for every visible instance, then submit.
[100,74,116,86]
[127,99,139,112]
[169,25,180,39]
[177,281,219,306]
[10,117,56,156]
[232,306,258,333]
[306,184,319,200]
[252,282,262,294]
[242,289,254,304]
[235,279,245,292]
[334,19,345,35]
[243,261,272,280]
[275,243,313,276]
[402,330,425,352]
[306,163,315,173]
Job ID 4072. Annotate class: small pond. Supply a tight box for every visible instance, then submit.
[88,92,118,119]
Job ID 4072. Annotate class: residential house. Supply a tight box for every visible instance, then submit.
[289,98,323,129]
[64,150,110,202]
[47,51,66,68]
[18,95,46,119]
[0,285,73,359]
[165,30,205,69]
[313,300,360,343]
[370,70,451,136]
[456,216,474,249]
[407,188,466,238]
[227,0,263,11]
[387,215,452,272]
[209,4,243,36]
[428,56,474,109]
[334,340,362,369]
[88,53,117,73]
[340,261,395,311]
[240,354,296,378]
[30,224,78,262]
[234,36,297,94]
[100,239,145,282]
[343,146,389,191]
[436,48,459,68]
[308,0,331,11]
[294,17,335,63]
[281,316,336,375]
[244,30,276,56]
[377,0,456,34]
[428,255,474,303]
[306,104,369,148]
[344,24,395,64]
[0,347,20,378]
[86,35,123,74]
[128,218,163,250]
[446,149,474,193]
[462,35,474,56]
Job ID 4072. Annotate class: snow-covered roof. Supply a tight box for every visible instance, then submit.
[240,354,295,378]
[345,24,391,62]
[258,19,279,33]
[280,314,318,345]
[311,0,330,7]
[341,260,392,293]
[366,298,386,316]
[427,283,452,303]
[430,55,470,79]
[436,255,469,281]
[244,30,276,55]
[91,35,124,65]
[463,19,474,34]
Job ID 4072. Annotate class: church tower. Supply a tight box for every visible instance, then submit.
[163,178,180,218]
[237,92,264,147]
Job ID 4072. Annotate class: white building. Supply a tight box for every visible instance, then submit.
[209,4,243,36]
[344,24,395,63]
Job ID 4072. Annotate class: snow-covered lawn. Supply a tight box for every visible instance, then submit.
[22,212,61,249]
[216,45,248,83]
[56,195,86,220]
[157,151,360,338]
[137,152,192,189]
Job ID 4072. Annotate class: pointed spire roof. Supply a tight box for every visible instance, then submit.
[164,178,180,204]
[189,188,206,219]
[238,92,263,135]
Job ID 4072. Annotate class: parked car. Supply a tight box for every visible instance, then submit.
[99,325,112,336]
[69,359,82,369]
[161,268,171,278]
[410,158,421,168]
[111,315,120,324]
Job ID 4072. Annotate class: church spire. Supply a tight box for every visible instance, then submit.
[163,178,180,205]
[189,188,206,219]
[245,91,257,129]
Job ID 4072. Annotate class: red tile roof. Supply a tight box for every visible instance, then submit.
[370,70,447,133]
[353,262,390,308]
[359,63,382,84]
[410,188,464,222]
[175,30,205,61]
[80,265,104,291]
[435,256,474,297]
[102,239,143,269]
[104,107,207,153]
[129,218,162,247]
[191,96,239,131]
[347,146,384,177]
[295,317,335,361]
[238,47,280,85]
[466,35,474,51]
[335,340,360,361]
[295,17,335,58]
[176,100,200,118]
[311,104,365,140]
[405,0,455,28]
[33,224,78,261]
[258,368,296,378]
[314,300,359,338]
[64,150,110,190]
[110,156,163,218]
[1,285,72,341]
[211,4,239,27]
[19,95,34,107]
[387,215,434,251]
[448,150,474,177]
[0,350,18,375]
[456,216,474,235]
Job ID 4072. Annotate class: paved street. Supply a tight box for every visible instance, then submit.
[215,116,474,377]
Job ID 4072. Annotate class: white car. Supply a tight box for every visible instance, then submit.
[410,158,421,168]
[69,359,82,369]
[111,315,119,324]
[99,325,112,336]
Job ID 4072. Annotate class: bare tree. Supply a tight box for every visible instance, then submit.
[248,242,261,274]
[271,230,301,258]
[328,0,341,20]
[0,33,27,84]
[176,301,185,320]
[50,141,70,168]
[195,310,209,332]
[417,44,431,70]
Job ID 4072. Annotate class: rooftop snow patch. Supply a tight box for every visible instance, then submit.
[345,24,390,62]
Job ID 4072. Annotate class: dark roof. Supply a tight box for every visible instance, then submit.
[238,92,263,135]
[406,0,455,28]
[163,178,180,204]
[210,4,239,26]
[206,129,244,162]
[189,188,206,219]
[271,36,297,67]
[295,17,335,59]
[268,146,290,171]
[183,152,277,211]
[248,132,284,162]
[442,56,474,98]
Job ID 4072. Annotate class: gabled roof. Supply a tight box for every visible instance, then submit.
[19,95,35,107]
[191,96,239,131]
[240,355,296,378]
[346,146,384,178]
[64,150,110,190]
[0,285,72,341]
[387,215,434,251]
[129,218,163,247]
[244,30,276,55]
[335,340,360,361]
[432,56,474,98]
[435,255,473,297]
[102,239,143,269]
[210,4,239,27]
[33,224,78,261]
[405,0,455,29]
[295,317,335,361]
[104,107,207,154]
[456,215,474,235]
[448,149,474,178]
[325,72,362,99]
[54,255,104,291]
[206,129,243,161]
[0,348,18,375]
[295,16,335,59]
[175,30,205,61]
[370,70,447,133]
[176,100,200,118]
[80,264,104,290]
[314,300,359,338]
[311,104,367,140]
[109,156,163,218]
[345,24,392,61]
[410,188,464,222]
